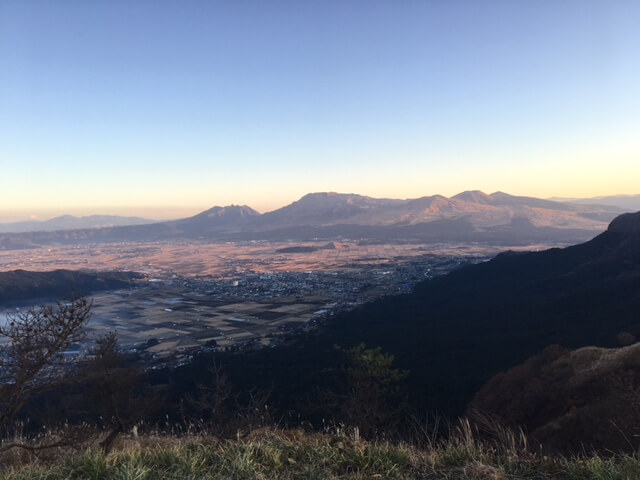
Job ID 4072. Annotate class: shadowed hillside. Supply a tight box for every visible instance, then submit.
[0,270,142,305]
[469,342,640,453]
[202,211,640,420]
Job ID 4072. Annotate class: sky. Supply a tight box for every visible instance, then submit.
[1,0,639,221]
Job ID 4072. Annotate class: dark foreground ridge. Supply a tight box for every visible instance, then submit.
[200,211,640,421]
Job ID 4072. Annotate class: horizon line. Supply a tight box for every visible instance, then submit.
[2,190,640,223]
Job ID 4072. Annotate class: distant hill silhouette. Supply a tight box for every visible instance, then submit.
[166,205,259,236]
[550,194,640,212]
[0,215,155,233]
[0,192,622,247]
[451,190,494,204]
[202,211,640,419]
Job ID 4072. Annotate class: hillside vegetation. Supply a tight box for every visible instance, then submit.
[469,342,640,453]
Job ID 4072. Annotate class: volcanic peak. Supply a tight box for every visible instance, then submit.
[452,190,494,204]
[193,205,259,219]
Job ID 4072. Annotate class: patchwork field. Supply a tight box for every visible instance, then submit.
[87,286,331,357]
[0,240,539,277]
[0,239,555,357]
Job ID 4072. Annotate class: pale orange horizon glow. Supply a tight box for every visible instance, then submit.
[1,183,639,224]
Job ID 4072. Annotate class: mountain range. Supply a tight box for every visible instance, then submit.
[0,191,627,248]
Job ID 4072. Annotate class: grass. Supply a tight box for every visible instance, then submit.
[1,427,640,480]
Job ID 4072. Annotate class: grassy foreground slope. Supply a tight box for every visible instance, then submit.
[2,428,640,480]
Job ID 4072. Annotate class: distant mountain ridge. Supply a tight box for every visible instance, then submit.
[0,191,625,248]
[256,190,622,231]
[169,205,259,234]
[0,214,155,233]
[549,194,640,211]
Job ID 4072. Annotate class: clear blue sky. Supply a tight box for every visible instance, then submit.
[1,0,638,220]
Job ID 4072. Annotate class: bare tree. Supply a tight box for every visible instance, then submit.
[312,344,409,438]
[186,362,273,437]
[0,298,91,450]
[76,331,143,453]
[0,298,91,428]
[186,361,234,434]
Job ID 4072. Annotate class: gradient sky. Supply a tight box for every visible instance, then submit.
[1,1,639,221]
